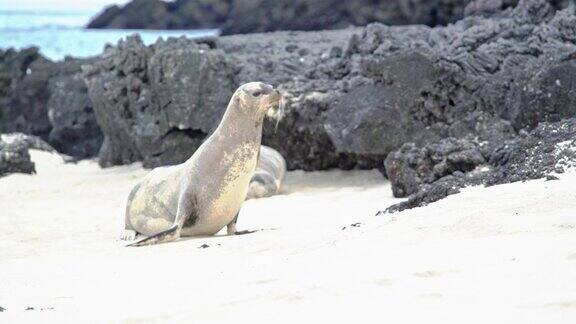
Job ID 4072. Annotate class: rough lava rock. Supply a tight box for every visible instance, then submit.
[83,35,238,168]
[383,117,576,213]
[216,28,384,170]
[86,0,573,34]
[220,0,472,35]
[0,139,35,177]
[1,133,56,153]
[0,47,55,139]
[83,0,576,173]
[0,48,102,158]
[0,133,55,177]
[87,0,475,32]
[88,0,173,29]
[463,0,571,16]
[85,5,123,28]
[385,138,485,198]
[47,57,103,158]
[87,0,231,29]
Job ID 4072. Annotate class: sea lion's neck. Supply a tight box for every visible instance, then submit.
[183,101,264,168]
[214,102,263,143]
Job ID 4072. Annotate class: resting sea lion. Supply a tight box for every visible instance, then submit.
[246,145,286,199]
[121,82,281,246]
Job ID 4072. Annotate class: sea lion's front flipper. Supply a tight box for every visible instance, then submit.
[226,213,239,235]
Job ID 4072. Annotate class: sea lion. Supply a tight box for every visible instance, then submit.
[246,145,287,199]
[121,82,282,246]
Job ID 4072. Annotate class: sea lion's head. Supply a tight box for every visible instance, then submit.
[234,82,282,121]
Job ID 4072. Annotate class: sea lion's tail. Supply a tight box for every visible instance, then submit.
[127,226,180,247]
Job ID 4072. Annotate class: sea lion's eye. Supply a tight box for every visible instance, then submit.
[252,91,261,97]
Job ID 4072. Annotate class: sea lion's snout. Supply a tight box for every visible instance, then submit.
[266,89,285,123]
[268,89,281,103]
[266,88,281,108]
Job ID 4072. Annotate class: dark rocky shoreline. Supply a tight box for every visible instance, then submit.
[0,133,56,176]
[1,0,575,212]
[0,48,102,159]
[86,0,573,35]
[383,118,576,213]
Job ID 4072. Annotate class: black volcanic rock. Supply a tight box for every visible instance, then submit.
[89,0,172,29]
[0,47,55,139]
[47,58,103,158]
[0,133,55,177]
[87,0,231,29]
[220,0,472,35]
[223,0,573,35]
[385,138,485,198]
[1,133,55,153]
[85,5,122,28]
[0,139,35,176]
[384,117,576,213]
[82,1,576,173]
[464,0,571,16]
[83,36,238,168]
[0,48,102,158]
[86,0,574,34]
[88,0,476,32]
[167,0,231,29]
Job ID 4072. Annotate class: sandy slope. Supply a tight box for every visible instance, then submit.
[1,150,575,323]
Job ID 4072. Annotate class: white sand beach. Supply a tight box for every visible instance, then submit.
[1,150,575,323]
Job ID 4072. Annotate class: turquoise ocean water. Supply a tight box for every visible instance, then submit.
[0,10,218,60]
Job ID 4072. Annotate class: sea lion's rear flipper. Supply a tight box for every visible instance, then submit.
[127,190,196,247]
[127,226,180,247]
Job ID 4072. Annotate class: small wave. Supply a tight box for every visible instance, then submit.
[0,10,93,30]
[0,10,93,16]
[0,10,219,60]
[0,25,79,33]
[0,28,218,61]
